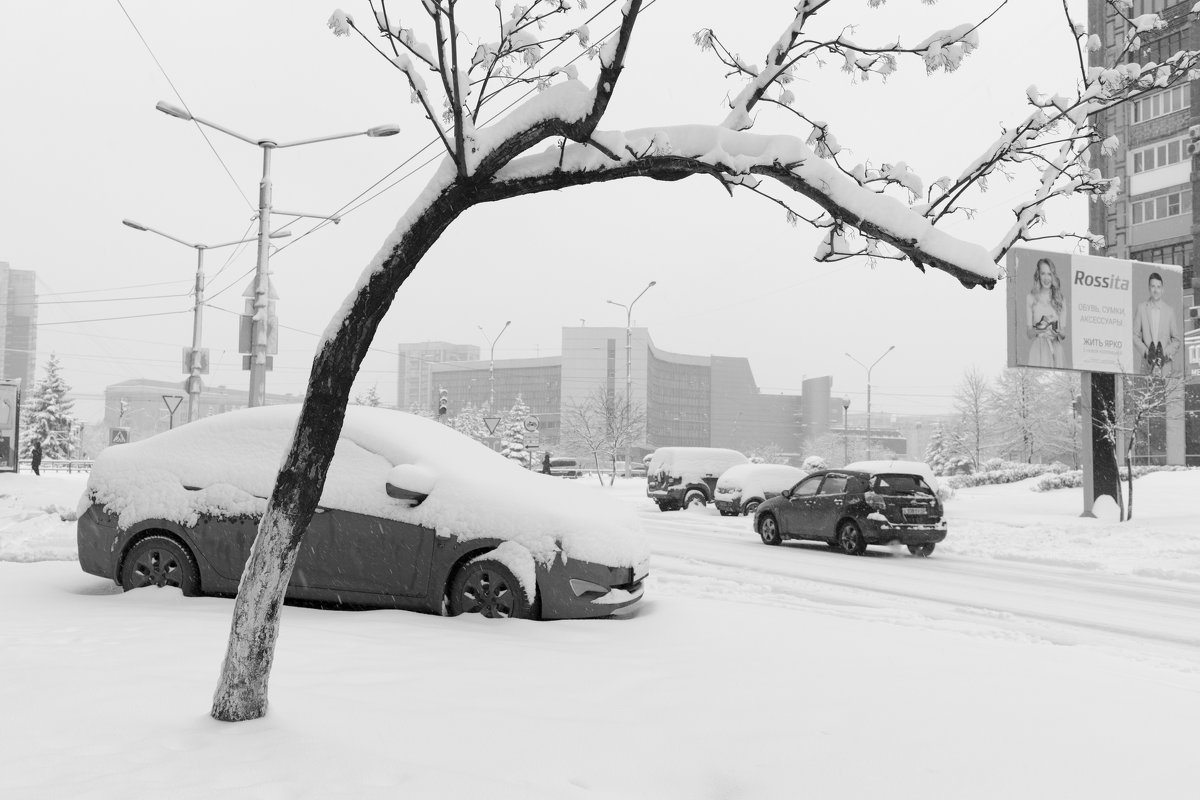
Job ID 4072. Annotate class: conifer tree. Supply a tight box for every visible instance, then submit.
[21,354,79,459]
[499,396,533,467]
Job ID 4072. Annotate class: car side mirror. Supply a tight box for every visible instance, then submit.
[385,464,436,508]
[781,488,792,499]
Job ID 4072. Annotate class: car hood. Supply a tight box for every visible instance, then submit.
[82,405,648,569]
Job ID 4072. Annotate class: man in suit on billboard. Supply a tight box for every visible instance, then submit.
[1133,272,1181,376]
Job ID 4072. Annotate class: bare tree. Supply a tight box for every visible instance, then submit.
[953,366,992,470]
[560,387,645,485]
[1097,372,1186,521]
[210,1,1200,721]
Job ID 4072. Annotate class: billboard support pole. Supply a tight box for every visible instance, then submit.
[1079,371,1121,517]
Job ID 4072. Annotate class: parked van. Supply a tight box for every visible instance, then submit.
[646,447,748,511]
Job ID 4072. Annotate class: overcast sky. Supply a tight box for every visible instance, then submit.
[0,0,1086,419]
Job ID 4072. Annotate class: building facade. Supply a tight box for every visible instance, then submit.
[102,380,301,444]
[1088,0,1200,464]
[396,341,480,412]
[429,326,834,456]
[0,261,38,391]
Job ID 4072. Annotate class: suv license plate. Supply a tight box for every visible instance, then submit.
[902,507,924,516]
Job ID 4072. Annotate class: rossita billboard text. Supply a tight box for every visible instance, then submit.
[1006,248,1185,377]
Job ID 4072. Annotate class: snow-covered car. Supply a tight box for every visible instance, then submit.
[713,463,807,516]
[76,406,649,620]
[548,456,582,478]
[753,466,946,556]
[645,447,749,511]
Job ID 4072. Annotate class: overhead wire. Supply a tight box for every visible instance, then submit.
[114,0,255,211]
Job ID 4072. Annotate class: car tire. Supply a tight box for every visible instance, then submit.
[907,543,936,557]
[836,521,867,556]
[742,499,761,516]
[656,500,678,512]
[758,515,782,546]
[120,535,200,596]
[449,558,536,619]
[683,489,707,510]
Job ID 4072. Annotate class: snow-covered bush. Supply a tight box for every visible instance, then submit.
[1032,464,1195,492]
[946,461,1067,489]
[802,455,827,471]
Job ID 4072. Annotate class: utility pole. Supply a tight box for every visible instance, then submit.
[607,281,656,477]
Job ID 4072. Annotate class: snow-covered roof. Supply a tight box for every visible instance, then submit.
[716,463,806,494]
[646,447,748,482]
[82,405,647,568]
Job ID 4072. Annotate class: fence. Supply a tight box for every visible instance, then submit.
[15,459,93,474]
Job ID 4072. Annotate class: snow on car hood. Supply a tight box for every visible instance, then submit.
[81,405,648,568]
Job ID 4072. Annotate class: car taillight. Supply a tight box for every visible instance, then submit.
[864,491,887,511]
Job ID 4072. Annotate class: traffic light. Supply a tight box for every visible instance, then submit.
[438,388,448,417]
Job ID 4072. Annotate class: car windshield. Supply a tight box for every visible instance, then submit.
[871,474,934,496]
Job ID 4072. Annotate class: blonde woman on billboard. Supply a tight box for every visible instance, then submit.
[1026,257,1066,367]
[1133,271,1181,376]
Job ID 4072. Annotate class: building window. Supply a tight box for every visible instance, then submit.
[1130,240,1194,290]
[1130,84,1190,125]
[1130,189,1192,224]
[1131,136,1187,173]
[1131,0,1167,15]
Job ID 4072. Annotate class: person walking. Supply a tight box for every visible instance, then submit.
[542,451,552,475]
[30,440,42,476]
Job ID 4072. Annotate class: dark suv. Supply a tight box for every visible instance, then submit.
[753,467,946,556]
[646,447,748,511]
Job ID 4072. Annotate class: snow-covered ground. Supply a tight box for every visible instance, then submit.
[1,470,1198,799]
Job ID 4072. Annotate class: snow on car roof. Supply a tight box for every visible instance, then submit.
[716,463,806,490]
[82,405,648,568]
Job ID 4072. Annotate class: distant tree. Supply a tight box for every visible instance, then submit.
[211,0,1200,722]
[923,424,971,476]
[450,402,489,444]
[353,384,383,407]
[991,368,1060,464]
[21,354,80,459]
[499,395,533,467]
[747,443,785,464]
[1039,372,1082,468]
[560,387,646,485]
[952,366,993,470]
[803,432,868,468]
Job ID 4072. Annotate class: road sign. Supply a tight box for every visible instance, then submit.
[182,347,210,374]
[523,415,539,433]
[526,433,541,448]
[109,427,130,445]
[483,417,502,436]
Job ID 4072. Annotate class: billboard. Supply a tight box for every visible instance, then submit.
[1007,248,1185,376]
[0,380,19,471]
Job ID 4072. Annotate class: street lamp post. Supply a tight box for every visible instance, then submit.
[155,101,399,407]
[479,321,511,409]
[845,346,895,460]
[842,398,851,465]
[122,219,290,423]
[607,280,656,477]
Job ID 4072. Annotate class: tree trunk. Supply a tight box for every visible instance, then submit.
[211,186,467,722]
[1125,436,1135,522]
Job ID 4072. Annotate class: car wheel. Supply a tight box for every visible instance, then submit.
[742,499,761,516]
[758,515,782,546]
[120,535,200,596]
[837,521,867,556]
[907,543,936,557]
[449,559,535,619]
[683,489,707,510]
[656,500,678,512]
